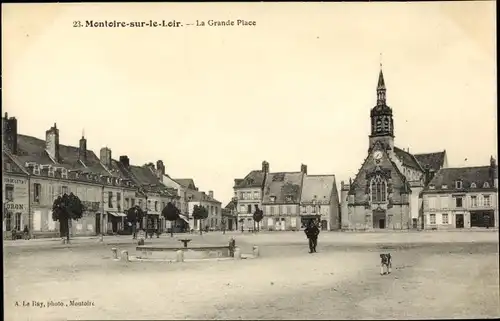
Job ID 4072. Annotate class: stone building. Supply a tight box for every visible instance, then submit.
[340,69,447,231]
[187,188,222,231]
[222,199,238,231]
[233,161,267,231]
[421,157,498,229]
[261,165,307,231]
[3,148,30,239]
[1,113,139,238]
[299,172,340,231]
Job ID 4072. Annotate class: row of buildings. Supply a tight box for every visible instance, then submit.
[228,68,498,231]
[2,115,222,239]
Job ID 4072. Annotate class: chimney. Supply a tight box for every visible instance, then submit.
[262,161,269,173]
[100,147,112,168]
[156,160,165,177]
[209,190,214,199]
[119,155,130,168]
[79,136,87,162]
[490,156,498,188]
[45,123,60,162]
[2,113,18,154]
[301,164,308,174]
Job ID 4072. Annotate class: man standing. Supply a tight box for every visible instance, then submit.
[304,220,320,253]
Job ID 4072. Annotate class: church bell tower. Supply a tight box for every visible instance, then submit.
[369,66,395,152]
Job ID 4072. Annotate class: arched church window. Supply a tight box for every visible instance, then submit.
[370,175,387,203]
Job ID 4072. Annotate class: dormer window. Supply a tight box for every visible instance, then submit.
[455,181,463,189]
[429,184,435,190]
[61,168,68,179]
[483,182,490,188]
[48,166,55,177]
[441,184,448,189]
[270,196,276,203]
[87,173,92,180]
[33,165,40,175]
[470,182,477,188]
[285,195,292,202]
[75,172,80,179]
[107,177,112,184]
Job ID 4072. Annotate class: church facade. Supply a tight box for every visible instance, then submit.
[340,69,447,231]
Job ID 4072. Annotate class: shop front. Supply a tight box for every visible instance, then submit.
[107,211,127,235]
[3,176,30,239]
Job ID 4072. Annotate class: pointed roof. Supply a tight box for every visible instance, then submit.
[234,170,266,189]
[300,175,336,204]
[262,171,304,204]
[424,166,497,192]
[377,69,386,90]
[413,151,447,172]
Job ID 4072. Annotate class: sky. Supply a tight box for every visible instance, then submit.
[2,2,497,206]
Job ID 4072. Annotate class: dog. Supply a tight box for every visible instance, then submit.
[380,253,392,275]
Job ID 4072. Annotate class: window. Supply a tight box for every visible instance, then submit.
[15,212,21,230]
[430,214,436,225]
[470,183,477,188]
[483,182,490,188]
[61,168,68,179]
[301,205,306,213]
[5,184,14,201]
[147,200,151,211]
[312,205,317,213]
[48,167,55,177]
[442,184,448,189]
[455,197,463,208]
[270,206,275,215]
[5,162,12,171]
[370,176,387,202]
[34,183,41,203]
[440,196,448,209]
[471,196,477,207]
[108,192,113,208]
[428,197,436,209]
[240,192,244,200]
[215,218,217,226]
[154,201,158,211]
[429,184,435,190]
[247,205,252,213]
[442,213,449,224]
[125,198,130,209]
[131,198,135,206]
[286,206,291,214]
[270,196,276,203]
[455,181,462,189]
[62,186,68,195]
[215,207,218,215]
[484,195,491,207]
[247,192,252,200]
[240,205,246,213]
[5,212,12,230]
[33,165,40,175]
[253,191,259,200]
[285,195,292,202]
[211,206,214,214]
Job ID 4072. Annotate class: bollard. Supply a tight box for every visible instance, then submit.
[61,238,66,245]
[111,248,118,260]
[252,246,259,258]
[176,250,184,263]
[99,234,104,242]
[121,250,129,262]
[138,238,145,246]
[234,247,242,260]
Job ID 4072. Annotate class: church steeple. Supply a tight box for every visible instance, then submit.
[369,64,394,151]
[377,69,386,105]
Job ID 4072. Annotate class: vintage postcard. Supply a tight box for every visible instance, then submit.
[2,2,498,320]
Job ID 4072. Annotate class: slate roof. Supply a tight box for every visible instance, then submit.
[188,189,221,204]
[2,148,30,175]
[424,166,497,192]
[173,178,197,190]
[115,162,176,197]
[224,199,237,210]
[234,170,266,189]
[262,172,304,204]
[414,151,446,172]
[394,147,424,171]
[300,175,336,205]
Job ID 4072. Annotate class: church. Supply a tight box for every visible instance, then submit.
[340,68,447,230]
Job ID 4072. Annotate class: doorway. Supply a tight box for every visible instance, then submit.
[372,210,386,229]
[321,220,328,230]
[95,213,101,235]
[456,214,464,229]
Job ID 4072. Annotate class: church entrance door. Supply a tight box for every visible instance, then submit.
[372,210,386,229]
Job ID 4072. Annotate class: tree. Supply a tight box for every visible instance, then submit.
[192,205,208,235]
[253,205,264,232]
[162,202,180,237]
[126,205,145,239]
[52,193,84,243]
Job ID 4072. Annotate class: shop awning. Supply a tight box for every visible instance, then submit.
[179,215,189,224]
[107,212,127,217]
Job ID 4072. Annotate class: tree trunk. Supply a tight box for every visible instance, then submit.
[170,220,174,238]
[199,219,202,235]
[132,223,137,239]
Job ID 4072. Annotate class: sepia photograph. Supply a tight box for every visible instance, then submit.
[2,2,498,320]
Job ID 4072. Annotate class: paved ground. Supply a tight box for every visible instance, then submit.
[4,231,500,320]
